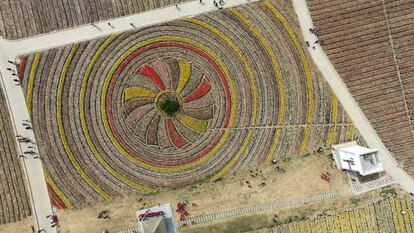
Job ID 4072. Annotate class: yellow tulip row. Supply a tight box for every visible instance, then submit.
[328,94,338,145]
[324,214,334,232]
[56,44,112,200]
[390,197,402,232]
[349,209,360,232]
[26,53,40,118]
[185,18,257,180]
[353,207,365,232]
[332,213,340,233]
[44,170,74,209]
[339,211,348,232]
[404,195,414,232]
[398,197,412,233]
[26,46,113,205]
[231,1,324,158]
[227,8,286,162]
[79,35,157,192]
[346,125,355,141]
[273,196,414,232]
[263,0,314,155]
[370,204,379,232]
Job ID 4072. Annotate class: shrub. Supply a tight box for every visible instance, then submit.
[159,99,180,116]
[380,187,397,197]
[350,196,361,205]
[316,147,324,154]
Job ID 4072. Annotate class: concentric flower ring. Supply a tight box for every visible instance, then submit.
[105,41,234,168]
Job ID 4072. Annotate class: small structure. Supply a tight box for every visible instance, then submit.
[136,203,177,233]
[332,141,384,176]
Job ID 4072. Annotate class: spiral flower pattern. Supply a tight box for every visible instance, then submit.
[120,58,214,150]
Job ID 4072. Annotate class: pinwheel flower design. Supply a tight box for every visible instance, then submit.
[122,58,214,149]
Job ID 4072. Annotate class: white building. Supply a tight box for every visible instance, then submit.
[136,203,177,233]
[332,141,384,176]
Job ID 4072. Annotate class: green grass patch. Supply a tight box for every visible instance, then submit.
[380,187,397,197]
[350,196,361,205]
[282,156,292,163]
[159,99,180,116]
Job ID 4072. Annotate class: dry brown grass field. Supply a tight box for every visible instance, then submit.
[51,151,350,233]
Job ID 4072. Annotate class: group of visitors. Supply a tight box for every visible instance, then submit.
[6,61,20,85]
[320,171,331,183]
[305,27,324,49]
[213,0,225,9]
[32,215,58,233]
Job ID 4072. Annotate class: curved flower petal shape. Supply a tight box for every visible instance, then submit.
[129,74,161,93]
[123,87,156,102]
[176,113,208,133]
[166,59,180,90]
[176,61,191,93]
[179,68,203,97]
[183,78,211,103]
[166,118,188,149]
[146,114,161,145]
[138,64,166,90]
[122,98,154,117]
[134,109,157,140]
[182,105,214,120]
[184,91,215,109]
[152,58,173,89]
[172,118,199,143]
[157,117,173,149]
[126,104,154,126]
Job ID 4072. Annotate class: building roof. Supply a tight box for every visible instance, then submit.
[137,203,177,233]
[142,216,166,233]
[332,141,384,176]
[340,145,377,156]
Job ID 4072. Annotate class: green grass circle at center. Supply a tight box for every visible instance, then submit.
[159,99,181,116]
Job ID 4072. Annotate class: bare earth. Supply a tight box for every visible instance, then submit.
[182,190,384,233]
[2,216,33,233]
[51,151,349,233]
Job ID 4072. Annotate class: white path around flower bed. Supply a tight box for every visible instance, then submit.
[0,0,259,58]
[178,188,351,226]
[116,226,139,233]
[0,70,55,232]
[291,0,414,195]
[0,1,258,232]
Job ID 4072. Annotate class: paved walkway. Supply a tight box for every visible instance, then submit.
[0,64,55,232]
[116,226,139,233]
[0,1,258,232]
[180,188,351,226]
[347,172,395,195]
[210,122,353,131]
[0,0,259,57]
[291,0,414,194]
